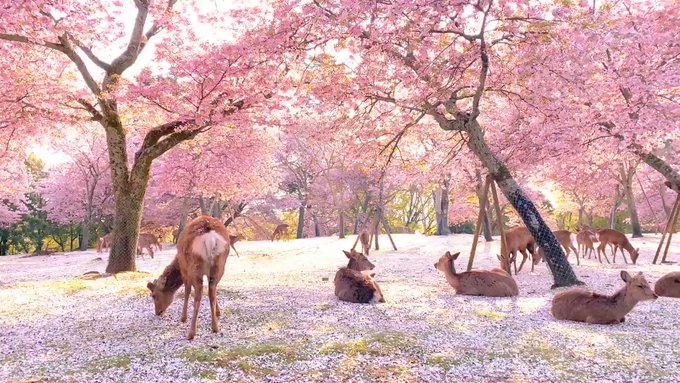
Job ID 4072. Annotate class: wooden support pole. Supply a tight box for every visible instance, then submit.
[661,195,680,263]
[379,211,398,251]
[467,176,491,271]
[490,180,509,271]
[653,195,680,264]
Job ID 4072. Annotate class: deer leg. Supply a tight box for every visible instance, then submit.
[620,247,629,264]
[572,245,580,266]
[516,250,529,274]
[181,282,191,323]
[149,246,154,259]
[597,244,610,264]
[511,252,518,275]
[188,278,203,340]
[208,281,219,333]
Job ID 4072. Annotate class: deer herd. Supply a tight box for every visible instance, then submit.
[133,216,680,339]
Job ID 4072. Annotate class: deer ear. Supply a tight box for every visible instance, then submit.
[451,252,461,260]
[343,250,352,259]
[147,281,155,291]
[620,271,632,283]
[444,251,451,257]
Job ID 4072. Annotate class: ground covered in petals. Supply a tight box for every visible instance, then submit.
[1,234,679,383]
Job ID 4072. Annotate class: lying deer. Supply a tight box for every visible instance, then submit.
[596,229,640,264]
[504,226,538,274]
[576,229,598,259]
[554,230,579,266]
[334,249,385,304]
[96,233,112,253]
[654,271,680,298]
[271,224,289,241]
[147,215,231,340]
[551,270,657,324]
[436,251,519,297]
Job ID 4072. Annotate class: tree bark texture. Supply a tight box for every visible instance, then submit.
[466,122,581,288]
[297,203,306,239]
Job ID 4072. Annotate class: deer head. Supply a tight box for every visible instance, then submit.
[435,251,459,274]
[343,249,375,273]
[621,270,657,301]
[147,277,176,316]
[630,248,640,264]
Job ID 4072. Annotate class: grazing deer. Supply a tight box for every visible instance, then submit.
[271,224,290,241]
[576,228,598,259]
[654,272,680,298]
[596,229,640,264]
[551,271,657,324]
[147,216,231,340]
[503,226,538,274]
[436,251,519,297]
[334,249,385,304]
[554,230,579,266]
[96,233,112,253]
[137,233,162,259]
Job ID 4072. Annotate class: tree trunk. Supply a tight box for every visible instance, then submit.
[465,121,580,288]
[433,183,451,236]
[210,199,222,218]
[297,202,306,239]
[339,210,345,238]
[624,176,643,237]
[609,185,623,229]
[106,191,144,273]
[481,206,493,242]
[577,204,585,227]
[80,219,90,251]
[312,212,321,237]
[587,208,593,227]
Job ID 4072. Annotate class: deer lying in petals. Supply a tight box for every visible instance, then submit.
[596,229,640,264]
[436,251,519,297]
[334,249,385,304]
[503,226,538,274]
[654,272,680,298]
[147,216,231,340]
[271,224,289,241]
[551,271,657,324]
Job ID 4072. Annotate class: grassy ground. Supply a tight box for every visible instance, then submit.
[0,233,678,382]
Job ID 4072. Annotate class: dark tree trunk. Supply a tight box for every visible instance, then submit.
[297,203,306,239]
[106,191,145,273]
[609,185,623,229]
[587,208,593,227]
[434,182,451,236]
[80,219,90,251]
[465,121,580,288]
[338,210,345,238]
[481,206,493,242]
[312,212,321,237]
[624,176,643,237]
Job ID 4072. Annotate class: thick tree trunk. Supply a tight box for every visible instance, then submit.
[609,185,623,229]
[80,219,90,251]
[297,203,306,239]
[312,212,321,237]
[465,122,581,288]
[338,210,345,238]
[624,176,643,237]
[587,208,593,227]
[106,191,144,273]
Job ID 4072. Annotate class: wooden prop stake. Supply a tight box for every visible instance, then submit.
[467,176,492,271]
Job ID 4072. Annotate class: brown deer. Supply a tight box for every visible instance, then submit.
[554,230,579,266]
[358,230,370,256]
[334,249,385,303]
[551,271,657,324]
[503,226,538,274]
[147,216,231,340]
[137,233,161,259]
[436,251,519,297]
[271,224,290,241]
[596,229,640,264]
[96,233,112,253]
[576,228,598,259]
[654,272,680,298]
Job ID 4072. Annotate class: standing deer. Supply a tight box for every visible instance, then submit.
[576,228,598,259]
[551,271,657,324]
[596,229,640,264]
[334,249,385,304]
[503,226,538,274]
[137,233,161,259]
[228,234,244,257]
[271,224,290,241]
[358,230,370,256]
[147,216,231,340]
[554,230,579,265]
[436,251,519,297]
[654,272,680,298]
[96,233,112,253]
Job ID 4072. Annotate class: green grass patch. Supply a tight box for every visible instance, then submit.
[320,330,417,357]
[472,308,507,320]
[114,271,153,281]
[426,355,460,371]
[48,279,88,295]
[87,355,131,372]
